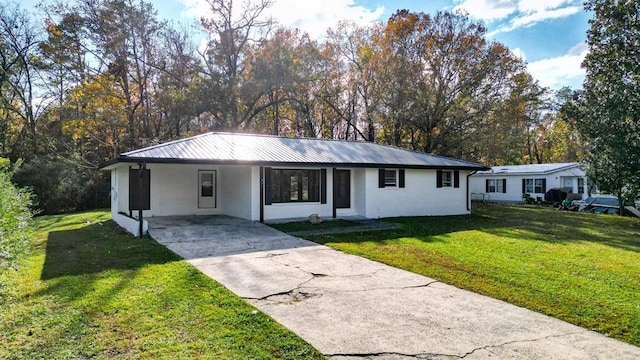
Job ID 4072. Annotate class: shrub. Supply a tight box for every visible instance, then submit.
[0,158,33,270]
[12,155,110,215]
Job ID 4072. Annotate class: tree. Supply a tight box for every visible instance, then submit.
[0,3,46,159]
[578,0,640,213]
[199,0,274,130]
[373,10,527,157]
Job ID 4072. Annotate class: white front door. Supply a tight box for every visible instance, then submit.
[198,170,216,208]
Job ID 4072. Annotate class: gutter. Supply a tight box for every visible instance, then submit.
[103,156,489,171]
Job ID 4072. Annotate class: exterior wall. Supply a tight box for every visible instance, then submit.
[111,163,255,219]
[353,168,367,217]
[250,166,261,221]
[112,213,148,237]
[147,163,224,216]
[220,165,253,219]
[364,168,471,218]
[109,163,474,233]
[469,166,588,203]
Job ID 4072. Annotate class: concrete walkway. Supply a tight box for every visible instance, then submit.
[147,216,640,359]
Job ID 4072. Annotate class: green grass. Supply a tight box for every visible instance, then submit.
[0,210,324,360]
[269,219,359,233]
[301,203,640,346]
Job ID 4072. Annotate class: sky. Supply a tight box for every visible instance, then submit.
[173,0,591,90]
[25,0,591,90]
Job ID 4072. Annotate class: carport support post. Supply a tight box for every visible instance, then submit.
[138,162,146,237]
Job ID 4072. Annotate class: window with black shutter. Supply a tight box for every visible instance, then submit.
[379,168,401,188]
[437,170,454,188]
[486,178,507,193]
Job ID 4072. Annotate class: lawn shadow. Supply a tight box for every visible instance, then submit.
[308,213,501,245]
[41,221,180,280]
[477,205,640,253]
[310,204,640,253]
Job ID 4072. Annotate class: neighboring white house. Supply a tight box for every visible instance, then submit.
[102,132,488,236]
[469,163,589,203]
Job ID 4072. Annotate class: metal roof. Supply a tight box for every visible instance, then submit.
[107,132,488,170]
[475,163,583,176]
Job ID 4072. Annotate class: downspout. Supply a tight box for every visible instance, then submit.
[259,166,264,223]
[138,161,146,237]
[466,170,478,211]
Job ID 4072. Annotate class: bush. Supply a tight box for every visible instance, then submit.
[0,158,33,270]
[12,155,110,215]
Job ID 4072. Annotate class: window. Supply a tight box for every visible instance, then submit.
[201,173,214,197]
[441,171,452,187]
[378,169,405,188]
[198,170,216,209]
[436,170,460,188]
[578,178,585,194]
[523,178,546,194]
[384,170,397,187]
[486,179,506,193]
[270,169,320,203]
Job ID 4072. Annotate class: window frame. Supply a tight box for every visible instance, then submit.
[534,179,544,193]
[384,169,397,187]
[578,178,585,194]
[487,178,505,193]
[524,178,546,194]
[269,168,321,204]
[440,170,453,188]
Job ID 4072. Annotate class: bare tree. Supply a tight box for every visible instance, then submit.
[199,0,274,130]
[0,3,46,158]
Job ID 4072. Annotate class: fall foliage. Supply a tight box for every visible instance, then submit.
[0,0,583,213]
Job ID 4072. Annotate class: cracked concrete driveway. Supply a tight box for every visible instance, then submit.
[147,216,640,359]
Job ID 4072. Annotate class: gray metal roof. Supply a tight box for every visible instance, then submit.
[474,163,583,176]
[110,132,488,170]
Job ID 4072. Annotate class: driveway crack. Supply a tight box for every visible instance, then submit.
[325,351,459,359]
[459,331,586,358]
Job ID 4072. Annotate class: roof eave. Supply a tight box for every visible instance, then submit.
[109,156,488,170]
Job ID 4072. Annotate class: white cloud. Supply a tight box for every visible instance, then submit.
[453,0,517,22]
[517,0,574,13]
[527,41,587,89]
[268,0,383,38]
[179,0,210,19]
[492,5,580,34]
[179,0,384,39]
[456,0,581,35]
[511,47,527,61]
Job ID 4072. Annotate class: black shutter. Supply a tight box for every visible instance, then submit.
[486,179,490,193]
[320,169,327,204]
[264,167,272,205]
[129,168,150,211]
[436,170,443,188]
[522,179,525,193]
[541,179,547,193]
[454,170,460,188]
[502,179,507,193]
[378,168,385,188]
[399,169,405,188]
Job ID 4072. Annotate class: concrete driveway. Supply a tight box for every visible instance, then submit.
[147,216,640,359]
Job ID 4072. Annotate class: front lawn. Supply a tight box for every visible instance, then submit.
[0,210,323,359]
[298,203,640,347]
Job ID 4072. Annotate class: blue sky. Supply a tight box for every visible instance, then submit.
[176,0,590,90]
[25,0,590,90]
